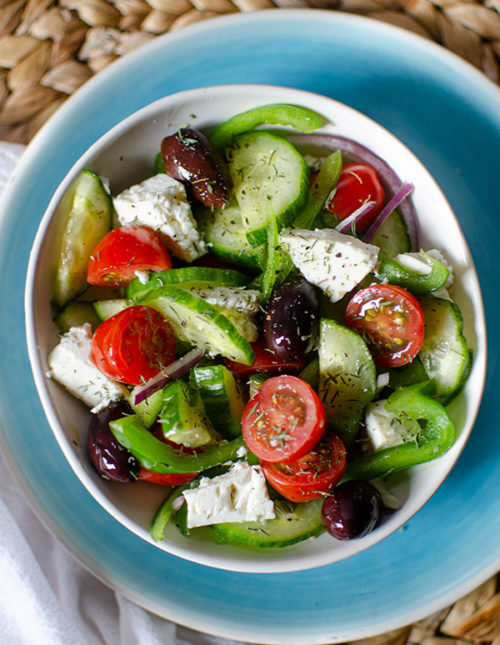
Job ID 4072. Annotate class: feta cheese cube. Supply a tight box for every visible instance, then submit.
[279,228,379,302]
[364,399,420,451]
[113,174,207,262]
[183,461,275,529]
[48,324,128,413]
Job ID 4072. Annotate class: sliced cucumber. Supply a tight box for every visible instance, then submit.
[93,298,130,321]
[137,285,254,365]
[158,380,217,448]
[189,364,245,439]
[53,301,101,332]
[53,170,112,306]
[418,296,471,401]
[126,265,250,300]
[195,197,264,270]
[226,131,309,245]
[318,319,376,445]
[371,210,410,257]
[211,498,324,548]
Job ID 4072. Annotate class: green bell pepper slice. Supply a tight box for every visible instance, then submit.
[343,381,455,482]
[109,414,245,474]
[209,103,326,150]
[376,250,450,294]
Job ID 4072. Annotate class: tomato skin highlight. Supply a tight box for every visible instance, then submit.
[137,467,197,485]
[225,338,307,377]
[345,284,425,368]
[241,375,326,463]
[327,163,385,234]
[261,433,347,502]
[90,305,176,385]
[87,226,172,287]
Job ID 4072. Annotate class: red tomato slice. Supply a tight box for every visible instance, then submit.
[327,163,385,233]
[90,305,176,384]
[241,375,326,463]
[345,284,424,368]
[261,433,346,502]
[225,338,307,377]
[87,226,172,287]
[137,467,197,486]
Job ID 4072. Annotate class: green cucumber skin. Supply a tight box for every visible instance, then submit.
[137,285,254,365]
[189,364,245,440]
[53,170,112,307]
[126,266,250,300]
[371,210,410,257]
[93,298,130,321]
[418,296,471,402]
[211,499,324,548]
[318,319,376,445]
[226,131,310,246]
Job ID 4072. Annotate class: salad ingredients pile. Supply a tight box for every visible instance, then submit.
[47,102,472,549]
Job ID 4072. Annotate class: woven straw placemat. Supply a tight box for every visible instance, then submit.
[0,1,498,643]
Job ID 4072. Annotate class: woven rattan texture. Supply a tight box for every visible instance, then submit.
[0,0,499,143]
[0,1,499,643]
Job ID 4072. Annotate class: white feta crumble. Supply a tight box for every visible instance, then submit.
[47,324,128,413]
[187,286,261,314]
[375,372,390,393]
[279,228,379,302]
[182,461,275,529]
[113,174,207,262]
[134,269,150,285]
[394,249,454,288]
[364,399,420,452]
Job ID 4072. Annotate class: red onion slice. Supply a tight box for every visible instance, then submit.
[363,182,414,243]
[288,133,420,250]
[132,347,206,406]
[335,200,377,235]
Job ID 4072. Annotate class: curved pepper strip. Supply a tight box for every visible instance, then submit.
[342,381,456,482]
[109,414,245,474]
[150,482,191,542]
[209,103,326,150]
[376,250,450,294]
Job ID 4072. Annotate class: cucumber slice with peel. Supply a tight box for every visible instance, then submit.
[418,295,471,402]
[318,319,376,445]
[53,170,112,306]
[211,498,324,548]
[137,285,254,365]
[195,198,265,270]
[93,298,130,321]
[53,301,101,332]
[226,131,310,245]
[126,266,250,300]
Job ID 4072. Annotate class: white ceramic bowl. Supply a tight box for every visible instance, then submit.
[25,84,486,573]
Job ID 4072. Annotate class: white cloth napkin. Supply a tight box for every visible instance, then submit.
[0,143,247,645]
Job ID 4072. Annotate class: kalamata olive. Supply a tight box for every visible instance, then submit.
[160,128,232,208]
[263,275,320,361]
[87,401,139,483]
[321,480,383,540]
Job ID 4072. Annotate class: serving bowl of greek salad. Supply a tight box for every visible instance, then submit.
[25,84,486,573]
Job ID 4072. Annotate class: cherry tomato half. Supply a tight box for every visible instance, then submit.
[225,338,307,377]
[90,305,176,385]
[327,163,385,234]
[345,284,424,368]
[261,433,346,502]
[137,468,198,486]
[87,226,172,287]
[241,375,326,463]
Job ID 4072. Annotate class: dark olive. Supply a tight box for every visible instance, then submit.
[160,128,232,208]
[87,401,139,483]
[321,480,383,540]
[263,275,320,361]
